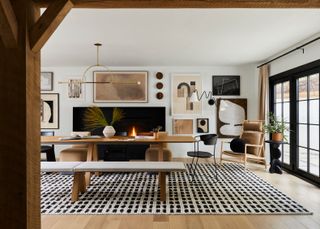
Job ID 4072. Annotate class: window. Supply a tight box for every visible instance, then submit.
[270,60,320,185]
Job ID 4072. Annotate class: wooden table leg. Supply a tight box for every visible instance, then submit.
[92,144,100,176]
[85,143,94,187]
[159,172,166,202]
[71,172,82,203]
[157,143,166,201]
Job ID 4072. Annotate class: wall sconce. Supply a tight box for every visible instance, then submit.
[189,90,216,106]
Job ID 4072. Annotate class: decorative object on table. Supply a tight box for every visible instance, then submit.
[156,72,163,80]
[220,120,267,169]
[93,71,148,103]
[173,118,193,135]
[156,82,163,89]
[40,93,59,129]
[264,112,289,141]
[196,118,209,133]
[212,75,240,95]
[83,106,124,137]
[171,73,202,115]
[156,92,163,100]
[41,163,311,215]
[216,98,247,138]
[265,140,286,174]
[41,72,54,91]
[152,126,163,139]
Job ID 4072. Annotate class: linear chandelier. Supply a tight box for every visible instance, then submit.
[59,43,140,98]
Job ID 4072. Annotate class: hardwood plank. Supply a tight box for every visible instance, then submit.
[33,0,320,8]
[29,0,73,52]
[0,0,18,48]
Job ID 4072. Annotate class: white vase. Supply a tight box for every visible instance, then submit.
[103,126,116,138]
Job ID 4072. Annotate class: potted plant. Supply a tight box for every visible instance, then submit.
[264,112,289,141]
[83,106,124,137]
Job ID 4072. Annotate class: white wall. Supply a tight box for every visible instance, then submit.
[269,34,320,76]
[42,65,259,158]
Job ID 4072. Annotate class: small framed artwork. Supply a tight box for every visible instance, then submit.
[93,71,148,103]
[212,75,240,95]
[172,118,193,135]
[41,93,59,129]
[197,118,209,133]
[41,72,54,91]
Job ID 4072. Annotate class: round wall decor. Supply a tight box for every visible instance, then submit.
[156,72,163,80]
[156,82,163,89]
[156,92,164,100]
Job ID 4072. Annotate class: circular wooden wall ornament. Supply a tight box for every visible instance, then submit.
[156,72,163,80]
[156,82,163,89]
[156,92,164,100]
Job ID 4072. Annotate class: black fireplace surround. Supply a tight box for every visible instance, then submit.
[73,107,166,161]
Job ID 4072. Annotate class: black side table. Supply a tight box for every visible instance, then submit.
[265,140,287,174]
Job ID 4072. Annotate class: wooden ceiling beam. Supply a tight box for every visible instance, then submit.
[0,0,18,48]
[33,0,320,8]
[29,0,73,52]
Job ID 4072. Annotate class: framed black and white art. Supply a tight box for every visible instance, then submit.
[212,75,240,95]
[41,93,59,129]
[196,118,209,133]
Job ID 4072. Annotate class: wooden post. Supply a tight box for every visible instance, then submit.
[0,1,40,228]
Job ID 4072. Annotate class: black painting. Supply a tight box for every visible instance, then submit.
[212,75,240,95]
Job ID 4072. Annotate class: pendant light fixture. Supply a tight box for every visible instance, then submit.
[59,43,140,98]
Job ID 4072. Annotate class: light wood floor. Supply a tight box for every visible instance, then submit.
[41,158,320,229]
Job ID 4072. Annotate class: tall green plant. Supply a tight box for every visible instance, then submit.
[83,106,124,130]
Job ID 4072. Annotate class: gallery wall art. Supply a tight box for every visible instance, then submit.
[93,71,148,103]
[212,75,240,95]
[41,72,53,91]
[173,119,193,135]
[171,73,202,115]
[197,118,209,133]
[216,98,247,138]
[41,93,59,129]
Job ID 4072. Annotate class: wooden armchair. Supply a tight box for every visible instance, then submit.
[220,120,267,169]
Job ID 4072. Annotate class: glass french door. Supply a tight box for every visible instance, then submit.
[273,81,291,166]
[296,73,319,177]
[270,63,320,185]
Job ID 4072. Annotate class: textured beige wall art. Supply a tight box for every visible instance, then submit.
[94,71,148,102]
[173,119,193,135]
[171,73,202,115]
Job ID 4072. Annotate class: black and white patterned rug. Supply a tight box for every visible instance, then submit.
[41,163,311,215]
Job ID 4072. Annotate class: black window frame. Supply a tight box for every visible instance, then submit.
[269,59,320,185]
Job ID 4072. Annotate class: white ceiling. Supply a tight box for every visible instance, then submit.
[42,9,320,67]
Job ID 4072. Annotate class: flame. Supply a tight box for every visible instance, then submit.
[129,126,137,137]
